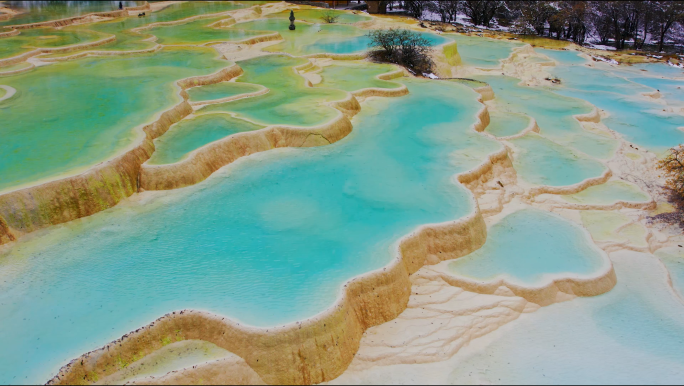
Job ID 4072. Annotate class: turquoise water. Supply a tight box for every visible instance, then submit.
[474,75,617,160]
[314,61,401,92]
[448,209,606,286]
[542,52,684,153]
[201,54,348,127]
[656,247,684,301]
[0,78,496,384]
[148,113,264,165]
[227,18,448,56]
[148,16,264,45]
[484,110,530,138]
[187,81,263,102]
[537,48,588,65]
[510,134,607,187]
[448,251,684,384]
[563,180,650,205]
[0,47,227,193]
[448,34,523,68]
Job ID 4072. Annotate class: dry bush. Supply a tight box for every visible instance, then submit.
[320,10,339,23]
[367,28,434,73]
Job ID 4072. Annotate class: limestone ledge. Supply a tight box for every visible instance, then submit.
[473,85,494,101]
[0,62,34,76]
[0,34,116,67]
[139,110,355,191]
[140,64,408,191]
[536,194,656,212]
[528,167,613,197]
[188,85,269,108]
[497,117,540,140]
[127,356,266,385]
[0,64,245,244]
[37,44,163,63]
[0,28,19,37]
[422,242,616,307]
[47,198,487,385]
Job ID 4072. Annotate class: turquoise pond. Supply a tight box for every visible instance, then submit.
[509,134,607,187]
[148,113,264,165]
[0,78,499,384]
[448,209,606,286]
[474,75,618,160]
[447,34,523,68]
[562,180,650,205]
[187,81,264,102]
[448,251,684,384]
[656,248,684,301]
[540,50,684,154]
[484,110,530,138]
[0,47,227,193]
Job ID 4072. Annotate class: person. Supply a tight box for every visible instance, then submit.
[119,1,123,10]
[289,10,295,30]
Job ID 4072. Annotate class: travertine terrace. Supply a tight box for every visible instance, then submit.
[1,1,684,385]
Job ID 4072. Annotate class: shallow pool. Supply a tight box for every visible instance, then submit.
[563,180,650,205]
[200,54,348,127]
[448,209,606,286]
[0,78,496,384]
[187,81,263,103]
[0,46,227,193]
[542,51,684,153]
[314,61,402,92]
[148,113,264,165]
[447,34,523,68]
[510,134,607,187]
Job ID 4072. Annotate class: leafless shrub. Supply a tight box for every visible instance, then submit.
[367,28,434,73]
[320,10,339,23]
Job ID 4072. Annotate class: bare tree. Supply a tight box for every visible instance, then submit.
[459,0,504,27]
[402,0,429,19]
[320,10,340,23]
[651,1,684,52]
[507,1,555,35]
[428,0,459,23]
[367,28,434,73]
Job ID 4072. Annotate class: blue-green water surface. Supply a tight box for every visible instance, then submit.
[0,78,494,384]
[448,209,606,285]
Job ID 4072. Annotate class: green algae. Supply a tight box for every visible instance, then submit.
[0,27,108,60]
[148,113,264,165]
[0,46,227,193]
[314,61,401,92]
[563,180,650,205]
[187,81,263,102]
[200,54,348,127]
